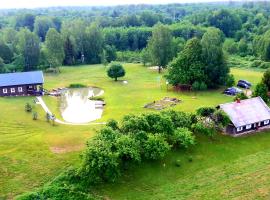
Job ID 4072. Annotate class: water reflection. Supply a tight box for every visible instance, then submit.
[60,87,104,123]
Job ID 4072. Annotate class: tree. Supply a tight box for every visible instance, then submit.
[16,28,40,71]
[15,13,35,31]
[147,23,173,73]
[201,27,229,88]
[238,38,248,57]
[44,28,64,69]
[0,42,13,64]
[0,57,5,73]
[107,63,126,81]
[208,9,241,37]
[34,16,55,42]
[104,45,117,63]
[63,36,76,66]
[143,134,171,160]
[83,23,104,64]
[262,69,270,91]
[223,39,238,54]
[166,38,205,86]
[172,128,196,148]
[253,83,268,103]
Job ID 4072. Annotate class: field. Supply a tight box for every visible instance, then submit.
[0,63,266,199]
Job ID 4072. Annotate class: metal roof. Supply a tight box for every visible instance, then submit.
[220,97,270,128]
[0,71,44,87]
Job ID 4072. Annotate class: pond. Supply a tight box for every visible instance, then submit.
[60,87,104,124]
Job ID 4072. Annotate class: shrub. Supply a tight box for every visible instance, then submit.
[107,63,126,81]
[196,107,215,117]
[192,122,216,138]
[143,134,171,160]
[192,81,208,91]
[32,112,38,120]
[225,74,235,87]
[161,110,192,129]
[172,128,196,148]
[249,60,262,68]
[262,68,270,91]
[25,103,32,113]
[233,93,248,101]
[106,119,119,130]
[121,114,150,134]
[253,82,269,103]
[212,110,231,127]
[259,62,270,69]
[69,83,87,88]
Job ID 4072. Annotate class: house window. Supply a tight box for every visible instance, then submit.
[264,120,269,125]
[237,127,243,132]
[246,124,252,130]
[10,88,15,93]
[3,88,7,94]
[18,87,23,92]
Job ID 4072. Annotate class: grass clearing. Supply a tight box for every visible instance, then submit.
[0,63,265,199]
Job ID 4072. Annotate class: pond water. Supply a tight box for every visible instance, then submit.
[60,87,104,124]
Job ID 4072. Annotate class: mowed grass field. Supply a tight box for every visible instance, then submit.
[0,63,265,199]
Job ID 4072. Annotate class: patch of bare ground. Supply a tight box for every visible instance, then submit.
[50,145,84,154]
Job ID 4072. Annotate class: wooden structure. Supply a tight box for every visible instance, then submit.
[219,97,270,135]
[0,71,44,97]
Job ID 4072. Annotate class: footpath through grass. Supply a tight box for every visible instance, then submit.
[0,64,264,198]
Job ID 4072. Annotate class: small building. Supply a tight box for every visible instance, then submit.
[219,97,270,135]
[0,71,44,97]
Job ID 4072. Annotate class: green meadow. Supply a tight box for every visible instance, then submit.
[0,64,266,199]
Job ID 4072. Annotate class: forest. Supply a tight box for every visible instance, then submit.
[0,1,270,85]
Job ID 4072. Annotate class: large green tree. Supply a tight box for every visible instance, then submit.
[147,23,173,73]
[166,38,205,86]
[83,23,104,64]
[201,27,229,88]
[44,28,64,69]
[34,16,55,42]
[16,28,40,71]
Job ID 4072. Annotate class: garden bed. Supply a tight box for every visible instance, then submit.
[144,97,181,110]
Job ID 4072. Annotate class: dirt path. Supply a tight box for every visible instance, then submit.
[36,96,106,126]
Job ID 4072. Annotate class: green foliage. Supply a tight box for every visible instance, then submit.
[104,45,117,63]
[175,159,181,167]
[143,134,171,160]
[212,110,231,127]
[192,81,207,91]
[223,39,238,54]
[262,69,270,90]
[32,112,38,120]
[107,63,126,81]
[208,9,241,37]
[25,103,32,113]
[225,74,235,87]
[34,16,55,41]
[253,82,269,103]
[0,42,13,64]
[121,114,149,134]
[234,93,248,101]
[161,110,193,129]
[147,23,173,72]
[201,27,229,88]
[69,83,87,88]
[63,36,76,66]
[106,119,119,130]
[172,128,196,148]
[166,38,205,86]
[84,23,104,64]
[192,122,216,138]
[196,107,215,117]
[44,28,65,68]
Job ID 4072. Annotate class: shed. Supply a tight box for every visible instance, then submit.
[219,97,270,135]
[0,71,44,96]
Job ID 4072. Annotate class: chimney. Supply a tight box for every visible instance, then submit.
[236,98,241,103]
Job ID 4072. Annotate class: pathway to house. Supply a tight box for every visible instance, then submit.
[36,96,106,126]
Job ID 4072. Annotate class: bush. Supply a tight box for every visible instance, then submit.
[106,119,119,130]
[249,60,262,68]
[192,122,216,138]
[259,62,270,69]
[116,51,141,63]
[161,110,193,129]
[192,81,207,91]
[212,110,231,127]
[188,156,193,162]
[253,82,269,103]
[233,93,248,101]
[32,112,38,120]
[143,134,171,160]
[107,63,126,81]
[225,74,235,87]
[172,128,196,148]
[25,103,32,113]
[196,107,215,117]
[69,83,87,88]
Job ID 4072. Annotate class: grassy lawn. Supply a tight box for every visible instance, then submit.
[0,63,265,199]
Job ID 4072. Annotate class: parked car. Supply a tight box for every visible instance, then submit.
[237,80,252,89]
[224,87,243,96]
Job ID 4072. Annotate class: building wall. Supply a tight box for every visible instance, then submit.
[0,84,41,97]
[228,120,270,135]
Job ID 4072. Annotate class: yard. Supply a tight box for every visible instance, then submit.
[0,63,266,199]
